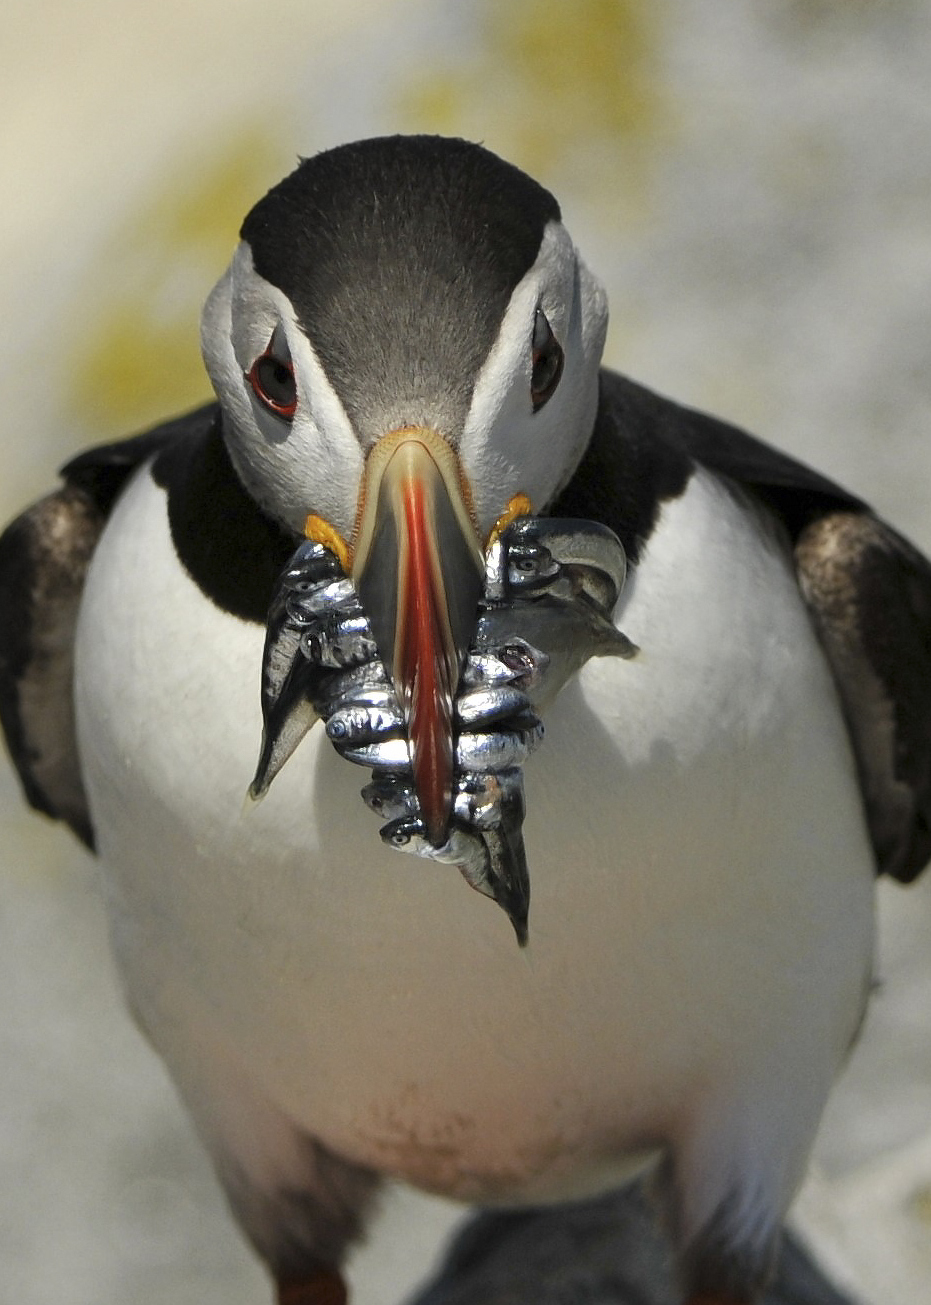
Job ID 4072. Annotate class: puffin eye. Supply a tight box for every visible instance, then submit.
[530,310,564,413]
[247,335,297,419]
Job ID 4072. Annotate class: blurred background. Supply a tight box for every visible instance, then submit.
[1,1,930,1302]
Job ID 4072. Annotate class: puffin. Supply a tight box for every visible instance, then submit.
[1,135,929,1305]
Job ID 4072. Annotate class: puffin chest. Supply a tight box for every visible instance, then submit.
[73,463,874,1200]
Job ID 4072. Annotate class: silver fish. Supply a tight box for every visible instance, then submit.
[251,541,373,797]
[299,610,378,669]
[455,685,536,728]
[379,769,530,946]
[456,723,543,772]
[325,693,405,747]
[459,641,551,692]
[360,775,419,822]
[251,514,634,944]
[336,737,413,771]
[286,577,358,623]
[472,598,636,716]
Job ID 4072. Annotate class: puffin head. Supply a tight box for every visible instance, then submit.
[201,135,608,842]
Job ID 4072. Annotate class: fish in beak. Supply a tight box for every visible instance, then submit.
[349,428,486,846]
[255,470,633,946]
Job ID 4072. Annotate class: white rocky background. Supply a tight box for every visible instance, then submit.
[1,2,929,1302]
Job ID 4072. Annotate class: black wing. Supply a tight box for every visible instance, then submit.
[793,512,931,882]
[558,370,931,883]
[0,403,218,848]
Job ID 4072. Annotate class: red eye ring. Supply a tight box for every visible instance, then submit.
[246,343,297,420]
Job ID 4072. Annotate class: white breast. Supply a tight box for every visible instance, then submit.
[74,462,875,1217]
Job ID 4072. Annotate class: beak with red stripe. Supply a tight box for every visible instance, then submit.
[350,428,486,847]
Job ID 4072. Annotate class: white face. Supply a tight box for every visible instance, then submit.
[200,218,608,543]
[457,222,607,536]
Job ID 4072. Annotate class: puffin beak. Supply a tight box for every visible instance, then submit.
[350,428,485,846]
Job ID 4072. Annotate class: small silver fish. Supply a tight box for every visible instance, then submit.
[251,514,634,945]
[252,542,377,797]
[325,693,405,746]
[286,577,358,623]
[336,737,413,771]
[456,724,543,772]
[460,637,551,693]
[300,611,378,669]
[474,597,636,716]
[455,685,536,728]
[360,775,419,822]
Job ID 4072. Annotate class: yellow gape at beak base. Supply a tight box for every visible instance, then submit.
[304,513,352,574]
[486,493,533,550]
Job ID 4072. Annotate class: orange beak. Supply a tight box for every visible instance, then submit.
[351,428,485,846]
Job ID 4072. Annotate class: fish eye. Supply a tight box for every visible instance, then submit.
[246,333,297,419]
[530,310,564,413]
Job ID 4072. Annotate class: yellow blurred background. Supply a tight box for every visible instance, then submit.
[2,2,931,1302]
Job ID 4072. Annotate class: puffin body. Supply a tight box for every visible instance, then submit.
[2,136,929,1304]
